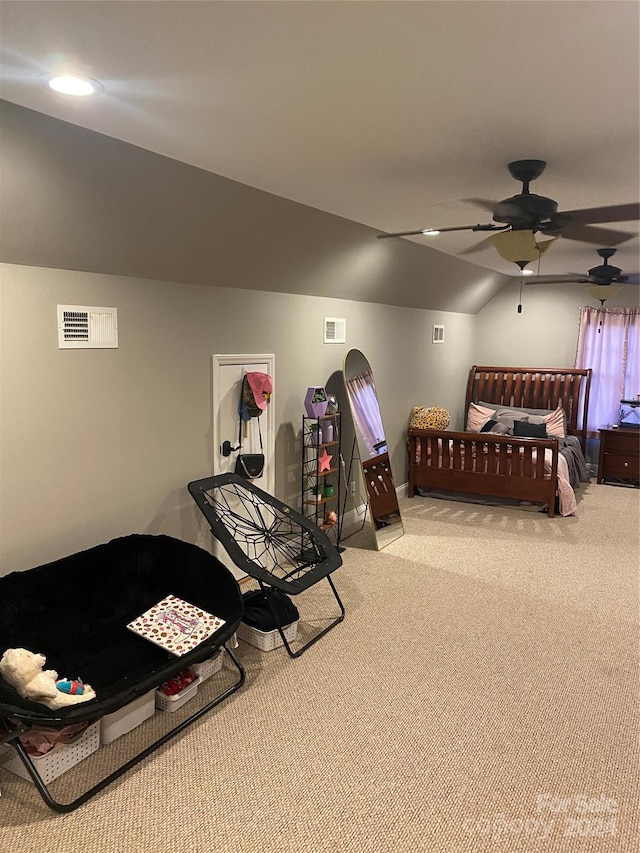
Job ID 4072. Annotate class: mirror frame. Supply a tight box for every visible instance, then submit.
[342,349,404,550]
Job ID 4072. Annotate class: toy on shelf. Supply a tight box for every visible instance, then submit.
[325,511,338,527]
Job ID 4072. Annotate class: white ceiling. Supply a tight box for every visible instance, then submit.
[1,0,639,281]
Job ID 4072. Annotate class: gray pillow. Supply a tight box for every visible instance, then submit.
[477,401,567,432]
[482,422,512,436]
[493,408,546,430]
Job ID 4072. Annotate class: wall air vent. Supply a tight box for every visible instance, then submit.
[323,317,346,344]
[432,324,445,344]
[57,305,118,349]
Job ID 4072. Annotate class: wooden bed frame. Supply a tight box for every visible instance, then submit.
[407,366,592,518]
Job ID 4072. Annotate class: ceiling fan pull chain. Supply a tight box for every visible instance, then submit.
[517,278,524,314]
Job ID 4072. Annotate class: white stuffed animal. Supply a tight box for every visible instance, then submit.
[0,648,96,710]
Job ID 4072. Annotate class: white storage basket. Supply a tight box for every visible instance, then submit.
[237,620,298,652]
[189,650,223,682]
[100,690,156,744]
[0,721,100,785]
[155,677,199,712]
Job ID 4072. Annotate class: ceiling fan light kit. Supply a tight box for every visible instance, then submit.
[488,230,558,264]
[588,284,624,305]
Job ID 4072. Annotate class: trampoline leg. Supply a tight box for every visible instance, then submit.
[1,647,245,814]
[257,575,345,658]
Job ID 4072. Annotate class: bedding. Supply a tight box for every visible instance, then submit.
[407,366,592,517]
[467,401,566,438]
[470,398,587,488]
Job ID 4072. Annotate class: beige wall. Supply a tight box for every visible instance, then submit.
[2,101,638,574]
[474,280,639,366]
[0,263,475,572]
[1,101,484,573]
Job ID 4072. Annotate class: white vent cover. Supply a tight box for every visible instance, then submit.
[57,305,118,349]
[432,324,445,344]
[324,317,346,344]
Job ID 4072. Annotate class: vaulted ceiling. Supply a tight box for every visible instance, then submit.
[1,1,639,296]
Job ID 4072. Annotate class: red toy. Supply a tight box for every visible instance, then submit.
[159,668,197,696]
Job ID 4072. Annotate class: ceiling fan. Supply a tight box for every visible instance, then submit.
[523,247,640,287]
[377,160,640,255]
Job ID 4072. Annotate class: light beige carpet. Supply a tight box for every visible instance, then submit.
[1,482,638,852]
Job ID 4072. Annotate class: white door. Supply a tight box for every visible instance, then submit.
[209,354,275,578]
[212,353,275,494]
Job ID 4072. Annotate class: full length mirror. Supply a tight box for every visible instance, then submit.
[343,349,404,550]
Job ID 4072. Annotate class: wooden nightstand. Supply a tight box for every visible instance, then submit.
[597,427,640,486]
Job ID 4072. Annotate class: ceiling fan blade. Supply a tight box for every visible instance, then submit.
[376,223,507,240]
[561,203,640,224]
[377,228,439,239]
[525,271,640,286]
[465,197,498,213]
[524,275,587,285]
[558,222,636,246]
[457,235,495,255]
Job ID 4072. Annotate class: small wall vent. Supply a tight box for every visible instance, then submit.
[324,317,346,344]
[58,305,118,349]
[432,324,445,344]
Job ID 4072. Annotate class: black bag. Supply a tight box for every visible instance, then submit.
[242,589,299,631]
[234,453,265,480]
[234,374,267,479]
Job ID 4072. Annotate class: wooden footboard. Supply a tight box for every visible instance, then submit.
[407,429,559,517]
[362,453,399,520]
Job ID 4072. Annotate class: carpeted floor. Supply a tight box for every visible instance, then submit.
[1,482,638,852]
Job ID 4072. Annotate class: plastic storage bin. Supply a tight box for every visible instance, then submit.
[189,650,223,683]
[155,678,199,712]
[0,721,100,784]
[237,620,298,652]
[100,690,156,744]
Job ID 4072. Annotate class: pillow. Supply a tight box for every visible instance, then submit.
[478,401,566,438]
[482,422,511,436]
[513,420,548,438]
[493,408,546,431]
[494,407,566,438]
[466,402,496,432]
[543,407,566,439]
[410,406,451,430]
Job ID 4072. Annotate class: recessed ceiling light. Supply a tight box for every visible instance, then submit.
[422,229,440,236]
[47,75,102,96]
[521,269,534,276]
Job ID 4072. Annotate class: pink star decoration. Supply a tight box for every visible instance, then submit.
[318,448,333,473]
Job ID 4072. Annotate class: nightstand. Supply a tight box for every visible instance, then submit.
[597,427,640,486]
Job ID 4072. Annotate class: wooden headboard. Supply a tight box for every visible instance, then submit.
[465,366,592,452]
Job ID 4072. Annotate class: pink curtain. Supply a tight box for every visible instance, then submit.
[345,370,387,459]
[575,306,640,434]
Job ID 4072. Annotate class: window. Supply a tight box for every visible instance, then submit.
[575,307,640,434]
